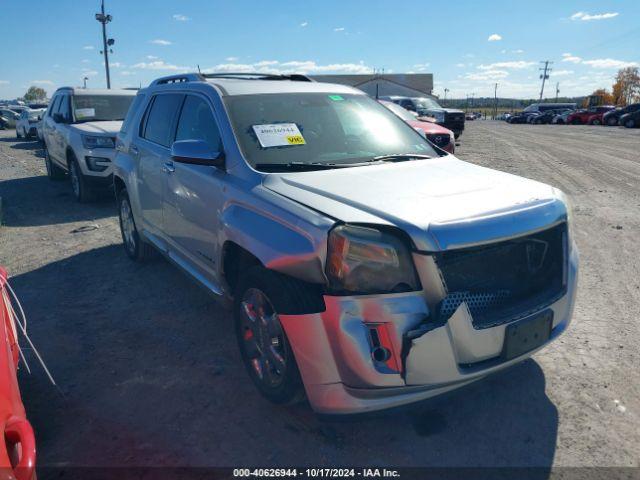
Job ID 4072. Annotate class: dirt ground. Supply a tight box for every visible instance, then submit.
[0,122,639,473]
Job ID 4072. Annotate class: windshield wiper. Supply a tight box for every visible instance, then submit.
[370,153,433,162]
[255,162,365,172]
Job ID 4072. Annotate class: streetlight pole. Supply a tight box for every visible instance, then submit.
[444,88,449,106]
[494,83,498,119]
[83,77,89,89]
[95,0,113,89]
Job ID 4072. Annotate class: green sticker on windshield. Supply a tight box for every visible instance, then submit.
[328,95,344,101]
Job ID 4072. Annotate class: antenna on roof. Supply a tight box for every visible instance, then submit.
[197,64,201,74]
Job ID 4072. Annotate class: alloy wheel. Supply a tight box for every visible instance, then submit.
[239,288,287,388]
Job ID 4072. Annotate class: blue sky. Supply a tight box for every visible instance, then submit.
[1,0,639,100]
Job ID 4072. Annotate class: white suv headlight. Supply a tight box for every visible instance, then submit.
[82,135,115,149]
[326,225,420,294]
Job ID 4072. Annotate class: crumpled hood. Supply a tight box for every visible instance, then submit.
[70,120,122,135]
[263,156,567,251]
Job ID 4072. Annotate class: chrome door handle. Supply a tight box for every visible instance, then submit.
[130,144,139,156]
[162,161,175,173]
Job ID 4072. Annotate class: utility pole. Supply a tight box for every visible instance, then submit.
[83,77,89,89]
[444,88,449,106]
[494,83,498,119]
[538,60,552,101]
[555,82,560,102]
[95,0,114,89]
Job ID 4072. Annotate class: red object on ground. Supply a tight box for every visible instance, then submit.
[0,267,36,480]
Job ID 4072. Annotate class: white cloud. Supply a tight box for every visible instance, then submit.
[333,27,345,32]
[0,80,10,85]
[582,58,639,69]
[478,61,535,70]
[413,63,430,72]
[82,69,99,77]
[561,53,582,64]
[300,21,308,27]
[570,11,619,21]
[146,55,159,60]
[225,56,239,62]
[553,70,574,76]
[150,39,172,46]
[464,70,509,81]
[110,62,125,68]
[31,80,54,85]
[82,59,90,63]
[513,49,525,54]
[132,60,187,71]
[487,34,502,42]
[172,14,190,21]
[455,63,466,68]
[120,71,134,76]
[83,45,94,50]
[205,59,372,75]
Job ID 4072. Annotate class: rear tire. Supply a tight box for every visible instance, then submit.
[607,117,618,126]
[592,119,601,126]
[117,190,156,262]
[625,118,636,128]
[234,267,315,405]
[571,118,581,125]
[16,128,22,139]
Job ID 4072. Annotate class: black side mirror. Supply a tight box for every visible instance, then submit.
[171,140,225,168]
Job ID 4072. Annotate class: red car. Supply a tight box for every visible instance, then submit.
[567,106,616,125]
[586,106,616,125]
[379,100,455,153]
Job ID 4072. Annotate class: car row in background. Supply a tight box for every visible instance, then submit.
[379,95,465,139]
[503,101,640,128]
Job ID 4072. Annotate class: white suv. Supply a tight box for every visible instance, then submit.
[42,87,136,202]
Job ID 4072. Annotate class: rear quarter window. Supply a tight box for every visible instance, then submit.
[120,94,146,135]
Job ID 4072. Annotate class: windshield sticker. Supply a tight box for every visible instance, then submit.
[75,108,95,119]
[252,123,306,148]
[328,95,344,101]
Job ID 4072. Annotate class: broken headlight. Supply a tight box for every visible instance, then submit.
[326,225,420,294]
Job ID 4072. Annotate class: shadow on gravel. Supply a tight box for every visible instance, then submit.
[0,174,115,227]
[10,243,559,471]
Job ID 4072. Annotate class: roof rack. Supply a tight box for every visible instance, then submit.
[202,72,314,82]
[149,73,205,86]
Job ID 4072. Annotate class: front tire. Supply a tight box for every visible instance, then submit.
[571,118,581,125]
[234,267,313,405]
[117,190,155,262]
[68,154,95,203]
[44,146,66,180]
[16,128,22,139]
[624,118,636,128]
[607,116,618,126]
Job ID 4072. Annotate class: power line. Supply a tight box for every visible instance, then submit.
[555,82,560,102]
[539,60,553,101]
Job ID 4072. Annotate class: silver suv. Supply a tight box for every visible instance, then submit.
[42,87,136,202]
[114,73,578,414]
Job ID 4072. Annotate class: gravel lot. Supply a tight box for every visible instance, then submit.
[0,122,639,473]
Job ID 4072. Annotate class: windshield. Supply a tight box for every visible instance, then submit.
[414,98,442,110]
[72,95,134,122]
[381,101,416,122]
[225,93,437,170]
[29,109,45,119]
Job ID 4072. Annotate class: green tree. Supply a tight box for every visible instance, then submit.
[23,86,47,102]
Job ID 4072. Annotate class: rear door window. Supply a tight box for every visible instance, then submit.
[142,94,184,147]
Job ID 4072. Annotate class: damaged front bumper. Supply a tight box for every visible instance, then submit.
[279,244,578,415]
